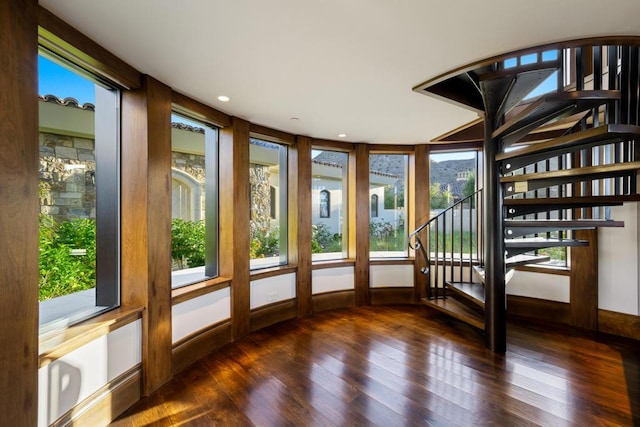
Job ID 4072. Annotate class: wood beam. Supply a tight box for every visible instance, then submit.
[121,75,173,395]
[220,117,251,339]
[295,136,313,316]
[354,144,370,305]
[0,0,39,424]
[570,228,599,330]
[413,144,430,301]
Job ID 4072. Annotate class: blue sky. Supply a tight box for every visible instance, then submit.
[38,55,95,105]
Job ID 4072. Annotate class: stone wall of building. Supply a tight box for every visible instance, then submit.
[39,132,96,224]
[249,164,272,239]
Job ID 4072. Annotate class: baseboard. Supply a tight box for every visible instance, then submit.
[50,366,141,427]
[370,287,416,305]
[598,309,640,340]
[250,299,297,332]
[172,321,232,375]
[312,290,355,312]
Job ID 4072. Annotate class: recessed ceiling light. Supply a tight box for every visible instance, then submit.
[217,95,230,102]
[290,117,300,121]
[338,133,347,138]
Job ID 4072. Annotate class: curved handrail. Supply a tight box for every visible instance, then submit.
[408,189,483,249]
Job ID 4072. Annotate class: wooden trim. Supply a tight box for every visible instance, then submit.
[250,265,297,281]
[296,136,313,317]
[0,2,39,424]
[413,144,430,301]
[312,290,356,312]
[368,145,415,153]
[428,141,484,151]
[171,91,231,128]
[370,258,415,266]
[598,309,640,341]
[121,75,173,395]
[370,287,416,305]
[171,277,232,305]
[311,139,355,151]
[506,295,571,325]
[312,259,356,270]
[220,117,251,339]
[431,117,484,143]
[39,307,143,367]
[49,367,141,427]
[249,123,296,145]
[513,264,571,276]
[38,6,141,89]
[354,144,370,305]
[172,321,232,375]
[570,229,598,330]
[250,299,298,332]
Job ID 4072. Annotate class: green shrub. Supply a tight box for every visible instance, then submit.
[171,218,206,269]
[312,223,342,253]
[39,215,96,301]
[250,228,280,258]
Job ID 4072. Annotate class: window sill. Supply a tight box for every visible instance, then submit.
[312,259,356,270]
[513,264,570,276]
[370,258,415,265]
[250,265,297,280]
[39,306,143,368]
[172,276,232,305]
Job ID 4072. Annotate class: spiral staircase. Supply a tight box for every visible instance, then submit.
[411,44,640,352]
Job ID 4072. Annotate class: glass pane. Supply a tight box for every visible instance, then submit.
[312,149,348,261]
[369,154,408,258]
[171,114,217,287]
[250,139,287,269]
[38,51,119,332]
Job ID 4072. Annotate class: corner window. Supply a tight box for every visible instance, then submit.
[170,114,218,288]
[369,154,408,257]
[38,49,120,333]
[250,139,288,269]
[312,149,348,261]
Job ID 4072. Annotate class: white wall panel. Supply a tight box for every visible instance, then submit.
[172,287,231,343]
[250,273,296,309]
[370,264,414,288]
[507,270,570,303]
[312,266,354,294]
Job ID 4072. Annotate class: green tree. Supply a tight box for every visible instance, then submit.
[462,172,476,199]
[430,184,452,209]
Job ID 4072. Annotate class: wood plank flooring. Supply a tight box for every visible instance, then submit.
[112,305,640,426]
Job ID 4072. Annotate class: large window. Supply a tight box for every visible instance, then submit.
[170,114,218,288]
[38,50,120,333]
[250,139,287,269]
[312,149,348,261]
[369,154,408,257]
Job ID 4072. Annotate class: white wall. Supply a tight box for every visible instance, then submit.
[172,288,231,343]
[507,270,570,303]
[38,320,142,427]
[250,273,296,309]
[598,203,640,315]
[370,264,414,288]
[312,267,355,294]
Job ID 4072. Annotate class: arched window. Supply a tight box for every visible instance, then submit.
[370,194,378,217]
[171,169,203,221]
[319,190,330,218]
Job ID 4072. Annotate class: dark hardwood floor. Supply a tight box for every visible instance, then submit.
[112,305,640,426]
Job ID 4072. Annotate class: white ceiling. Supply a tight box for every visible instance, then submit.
[40,0,640,144]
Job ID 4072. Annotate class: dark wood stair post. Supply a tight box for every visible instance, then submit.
[483,117,507,353]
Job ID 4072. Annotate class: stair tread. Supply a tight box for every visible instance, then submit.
[497,124,640,162]
[504,219,624,226]
[505,237,588,247]
[504,195,640,206]
[502,161,640,185]
[420,297,484,330]
[446,281,485,308]
[492,90,620,142]
[505,253,551,267]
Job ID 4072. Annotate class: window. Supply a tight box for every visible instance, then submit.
[312,149,348,261]
[370,194,379,217]
[38,49,120,333]
[370,154,408,257]
[170,114,218,288]
[319,190,331,218]
[250,139,287,269]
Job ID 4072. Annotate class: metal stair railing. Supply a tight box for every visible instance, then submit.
[409,189,483,300]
